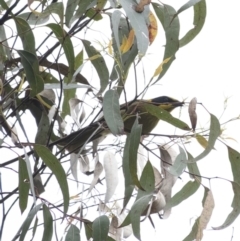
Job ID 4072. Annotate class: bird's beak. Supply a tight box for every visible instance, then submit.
[172,101,184,107]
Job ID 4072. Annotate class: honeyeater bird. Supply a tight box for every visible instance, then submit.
[51,96,184,153]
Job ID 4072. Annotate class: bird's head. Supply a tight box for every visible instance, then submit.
[149,96,184,112]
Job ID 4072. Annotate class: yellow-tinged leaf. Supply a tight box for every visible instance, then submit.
[120,30,135,54]
[108,39,113,55]
[153,57,171,77]
[148,11,158,45]
[196,190,215,241]
[196,134,208,149]
[86,54,101,61]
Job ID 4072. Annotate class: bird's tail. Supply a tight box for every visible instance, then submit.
[50,122,107,153]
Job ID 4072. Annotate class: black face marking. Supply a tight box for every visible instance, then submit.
[151,96,173,103]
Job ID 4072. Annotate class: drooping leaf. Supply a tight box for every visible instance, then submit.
[196,189,214,240]
[176,0,202,16]
[153,57,171,77]
[121,161,154,239]
[92,215,109,241]
[17,50,44,97]
[18,157,30,214]
[111,10,122,56]
[168,146,187,176]
[65,224,80,241]
[179,0,206,47]
[103,89,124,135]
[110,15,138,96]
[164,181,200,211]
[227,146,240,185]
[152,3,180,82]
[143,103,190,130]
[18,12,50,26]
[0,25,10,60]
[190,114,221,162]
[212,181,240,230]
[19,204,43,241]
[120,0,149,56]
[35,111,50,145]
[69,0,96,26]
[82,39,109,93]
[122,135,134,209]
[130,195,153,240]
[188,97,197,131]
[103,151,119,202]
[85,8,103,21]
[84,221,93,240]
[14,17,36,54]
[182,217,200,241]
[65,0,80,27]
[47,23,75,81]
[128,118,143,190]
[195,134,208,149]
[42,204,53,241]
[34,145,69,215]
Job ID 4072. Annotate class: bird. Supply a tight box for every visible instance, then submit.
[50,96,184,153]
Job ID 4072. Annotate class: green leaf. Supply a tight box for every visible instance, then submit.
[120,0,149,55]
[0,25,10,60]
[143,103,190,130]
[176,0,202,15]
[85,8,103,21]
[65,224,80,241]
[17,12,50,26]
[65,0,80,27]
[180,0,206,47]
[138,160,155,196]
[168,146,187,176]
[121,145,155,239]
[227,146,240,186]
[84,221,93,240]
[152,3,180,82]
[103,89,124,135]
[19,204,43,241]
[187,151,201,179]
[47,23,75,81]
[75,50,84,69]
[111,10,122,56]
[18,157,30,214]
[14,17,36,55]
[35,111,50,145]
[190,114,220,162]
[130,194,153,240]
[164,180,200,210]
[69,0,96,26]
[212,181,240,230]
[122,135,134,209]
[42,204,53,241]
[81,39,109,93]
[0,0,9,10]
[34,145,69,215]
[42,2,64,26]
[129,118,143,190]
[92,215,109,241]
[17,50,44,97]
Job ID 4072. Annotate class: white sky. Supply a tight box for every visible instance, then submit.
[1,0,240,241]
